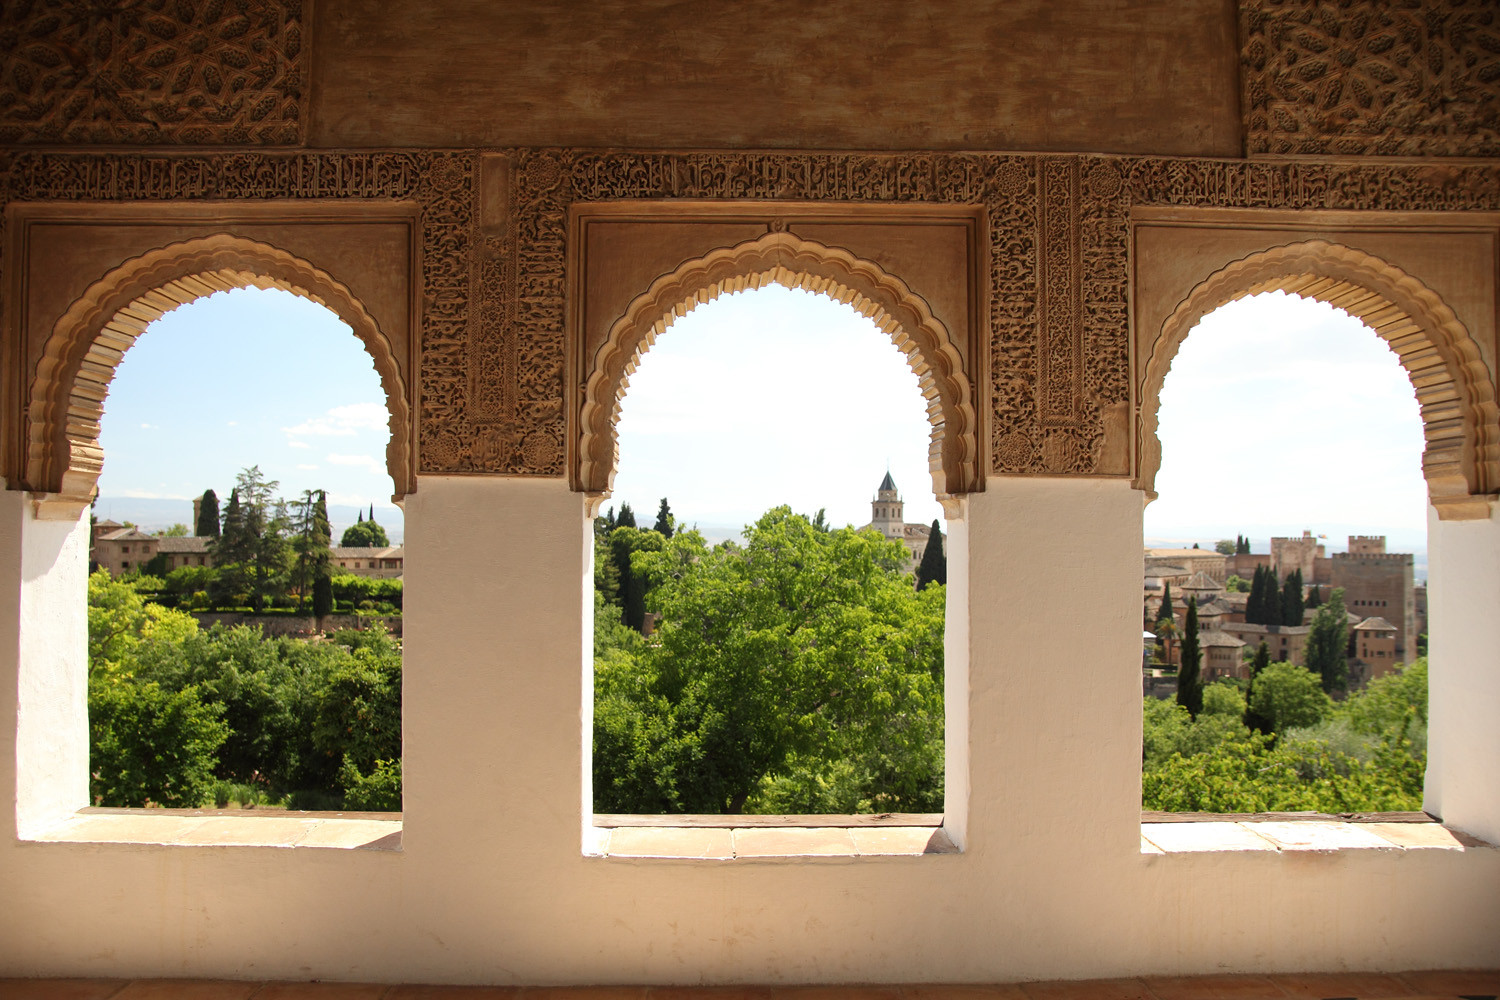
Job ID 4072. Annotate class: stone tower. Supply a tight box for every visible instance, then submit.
[871,471,904,542]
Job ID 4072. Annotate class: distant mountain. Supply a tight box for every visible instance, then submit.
[92,495,404,544]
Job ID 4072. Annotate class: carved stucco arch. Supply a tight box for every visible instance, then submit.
[27,234,413,515]
[577,232,981,510]
[1139,239,1499,520]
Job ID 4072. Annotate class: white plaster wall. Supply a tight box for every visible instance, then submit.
[1425,502,1500,844]
[1,477,1497,983]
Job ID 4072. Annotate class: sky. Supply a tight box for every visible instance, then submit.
[96,288,401,538]
[95,284,1429,558]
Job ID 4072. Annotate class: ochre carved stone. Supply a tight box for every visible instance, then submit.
[1241,0,1500,157]
[0,0,306,146]
[3,151,1499,496]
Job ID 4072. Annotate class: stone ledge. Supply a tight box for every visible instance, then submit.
[23,811,402,850]
[586,825,957,860]
[1140,819,1491,855]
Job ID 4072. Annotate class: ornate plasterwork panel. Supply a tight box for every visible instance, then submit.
[3,150,1499,487]
[0,0,305,146]
[1241,0,1500,157]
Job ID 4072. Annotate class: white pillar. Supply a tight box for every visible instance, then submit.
[399,477,592,858]
[0,491,90,839]
[963,478,1144,854]
[1425,502,1500,843]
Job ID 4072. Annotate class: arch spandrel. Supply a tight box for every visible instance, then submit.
[25,234,414,517]
[1137,239,1499,521]
[575,232,981,512]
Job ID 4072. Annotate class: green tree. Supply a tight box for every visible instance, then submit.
[915,518,946,591]
[608,525,665,632]
[1236,534,1250,555]
[1305,587,1350,694]
[1281,569,1304,626]
[1159,580,1174,626]
[1242,642,1273,735]
[340,513,389,548]
[653,498,675,538]
[594,508,944,814]
[1177,597,1203,718]
[196,488,220,538]
[312,575,334,620]
[89,675,229,807]
[292,489,333,609]
[158,523,190,537]
[1214,539,1234,555]
[1224,574,1251,593]
[1247,661,1331,732]
[616,502,637,528]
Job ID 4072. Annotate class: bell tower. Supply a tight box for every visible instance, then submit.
[871,471,904,542]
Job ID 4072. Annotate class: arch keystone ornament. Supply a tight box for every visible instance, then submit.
[25,234,414,518]
[1138,240,1500,521]
[575,231,981,512]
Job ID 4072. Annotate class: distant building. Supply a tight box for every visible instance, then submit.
[861,472,942,570]
[331,546,405,579]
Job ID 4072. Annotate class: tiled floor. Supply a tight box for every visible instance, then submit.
[2,972,1497,1000]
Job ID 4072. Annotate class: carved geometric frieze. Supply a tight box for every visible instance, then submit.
[1241,0,1500,157]
[0,0,306,146]
[3,149,1499,492]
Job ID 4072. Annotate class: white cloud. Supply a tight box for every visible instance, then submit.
[283,402,388,439]
[139,422,156,430]
[326,453,385,475]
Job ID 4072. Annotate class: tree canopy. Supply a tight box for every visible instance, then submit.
[915,519,946,591]
[594,507,944,814]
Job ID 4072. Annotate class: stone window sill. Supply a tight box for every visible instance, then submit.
[587,813,956,859]
[1139,817,1490,854]
[23,808,402,850]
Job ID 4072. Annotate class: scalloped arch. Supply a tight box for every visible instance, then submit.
[26,234,413,514]
[576,232,981,507]
[1138,240,1499,520]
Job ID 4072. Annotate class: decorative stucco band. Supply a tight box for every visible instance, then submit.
[576,232,980,506]
[2,151,1498,506]
[25,234,412,516]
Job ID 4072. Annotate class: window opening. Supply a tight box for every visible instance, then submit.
[88,287,403,814]
[592,283,947,818]
[1144,291,1428,815]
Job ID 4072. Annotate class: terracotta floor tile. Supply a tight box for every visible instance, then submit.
[384,988,521,1000]
[252,985,392,1000]
[792,989,889,999]
[898,986,1030,999]
[731,828,856,858]
[0,980,129,1000]
[1018,979,1153,1000]
[1272,972,1416,998]
[112,982,259,1000]
[1143,974,1281,1000]
[1398,971,1500,996]
[519,990,650,1000]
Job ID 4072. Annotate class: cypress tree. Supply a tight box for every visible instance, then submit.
[1282,569,1304,626]
[312,575,333,620]
[1236,534,1250,555]
[1177,596,1203,718]
[1242,642,1273,735]
[915,519,946,591]
[1245,566,1263,624]
[1160,580,1174,626]
[196,489,220,537]
[1305,587,1350,694]
[617,502,636,528]
[653,498,674,538]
